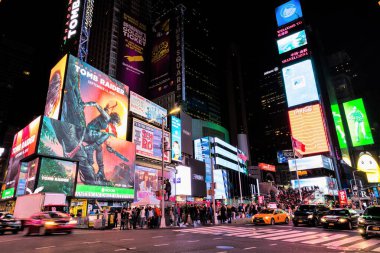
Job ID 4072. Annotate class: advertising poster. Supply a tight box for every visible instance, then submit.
[134,165,158,204]
[338,190,348,207]
[36,158,77,196]
[25,158,39,195]
[38,117,136,199]
[44,55,67,119]
[277,30,307,54]
[117,14,147,94]
[277,149,294,163]
[356,151,380,183]
[181,112,193,156]
[62,0,85,54]
[189,158,206,197]
[288,104,330,155]
[194,137,210,161]
[132,118,171,162]
[331,104,348,148]
[282,59,319,107]
[342,98,374,147]
[214,169,226,200]
[164,169,176,201]
[291,177,338,195]
[275,0,303,27]
[171,116,182,162]
[3,116,41,198]
[150,15,171,98]
[129,91,167,125]
[61,55,130,140]
[16,163,28,197]
[175,165,191,196]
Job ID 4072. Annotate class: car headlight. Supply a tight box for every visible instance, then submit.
[45,221,56,226]
[338,218,347,223]
[307,215,313,219]
[264,216,270,220]
[358,217,366,224]
[320,218,326,222]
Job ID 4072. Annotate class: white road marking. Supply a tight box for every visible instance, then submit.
[303,234,348,244]
[282,233,330,242]
[82,241,101,244]
[324,236,362,247]
[154,244,169,246]
[35,246,56,250]
[120,238,135,241]
[176,234,185,236]
[346,240,380,251]
[114,249,126,252]
[270,244,277,246]
[243,246,257,250]
[187,240,200,242]
[152,236,163,238]
[266,231,317,240]
[213,238,223,240]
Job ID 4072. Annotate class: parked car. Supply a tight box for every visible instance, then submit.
[24,211,76,236]
[320,208,359,229]
[252,209,290,225]
[293,204,330,227]
[0,213,21,235]
[358,205,380,239]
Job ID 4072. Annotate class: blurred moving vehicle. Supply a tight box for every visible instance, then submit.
[252,209,290,225]
[0,213,21,235]
[320,208,359,229]
[358,205,380,239]
[293,204,330,227]
[13,193,67,229]
[24,211,76,235]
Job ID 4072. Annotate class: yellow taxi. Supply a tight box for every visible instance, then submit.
[252,208,290,225]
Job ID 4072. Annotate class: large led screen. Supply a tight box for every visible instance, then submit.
[282,60,319,107]
[291,176,338,195]
[38,117,135,199]
[16,158,39,196]
[288,104,330,155]
[343,98,374,147]
[3,116,41,198]
[277,30,307,54]
[134,165,159,204]
[331,104,348,148]
[171,116,182,162]
[356,151,380,183]
[194,137,210,161]
[129,91,167,125]
[117,14,147,94]
[44,55,67,119]
[36,158,77,196]
[175,165,191,196]
[61,55,130,140]
[189,158,206,197]
[288,155,333,171]
[275,0,303,27]
[132,118,171,162]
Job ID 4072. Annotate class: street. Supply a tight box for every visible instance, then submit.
[0,223,379,253]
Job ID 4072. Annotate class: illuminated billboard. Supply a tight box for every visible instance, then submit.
[258,163,276,172]
[291,176,338,195]
[288,104,330,155]
[189,158,206,197]
[134,165,158,203]
[277,20,303,38]
[331,104,348,148]
[282,60,319,107]
[342,98,374,147]
[3,116,41,198]
[44,55,130,140]
[194,137,210,161]
[44,55,67,119]
[277,30,307,54]
[275,0,303,27]
[36,158,77,196]
[16,158,39,196]
[171,116,182,162]
[288,155,333,172]
[38,117,136,199]
[356,151,380,183]
[129,91,167,125]
[175,165,191,196]
[117,14,147,94]
[277,150,294,163]
[132,118,171,162]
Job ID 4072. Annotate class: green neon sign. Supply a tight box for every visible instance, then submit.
[331,104,348,148]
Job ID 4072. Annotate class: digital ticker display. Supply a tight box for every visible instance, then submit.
[282,59,319,107]
[288,104,330,155]
[343,98,374,147]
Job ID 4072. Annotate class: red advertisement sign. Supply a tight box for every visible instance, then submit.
[338,190,348,207]
[258,163,276,172]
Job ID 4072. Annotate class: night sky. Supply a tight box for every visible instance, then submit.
[1,0,380,142]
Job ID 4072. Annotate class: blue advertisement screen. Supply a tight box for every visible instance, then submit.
[171,116,182,161]
[282,59,319,107]
[277,30,307,54]
[275,0,303,27]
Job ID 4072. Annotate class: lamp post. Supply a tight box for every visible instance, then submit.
[352,170,363,210]
[158,106,180,228]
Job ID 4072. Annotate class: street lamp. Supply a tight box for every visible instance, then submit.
[352,170,363,210]
[157,106,180,228]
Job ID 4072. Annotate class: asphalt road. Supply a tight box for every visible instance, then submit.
[0,223,379,253]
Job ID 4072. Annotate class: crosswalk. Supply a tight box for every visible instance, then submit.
[173,226,380,252]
